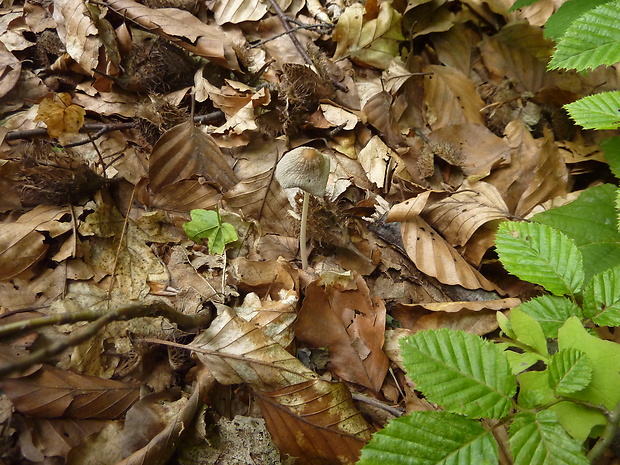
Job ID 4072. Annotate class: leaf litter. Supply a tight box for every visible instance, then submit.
[0,0,616,463]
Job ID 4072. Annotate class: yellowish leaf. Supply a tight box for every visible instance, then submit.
[34,93,85,142]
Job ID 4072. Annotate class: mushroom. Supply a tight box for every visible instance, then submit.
[275,147,330,269]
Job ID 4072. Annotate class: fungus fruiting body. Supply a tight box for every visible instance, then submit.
[275,147,330,269]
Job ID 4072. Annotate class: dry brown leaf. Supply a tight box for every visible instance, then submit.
[425,123,511,178]
[52,0,103,73]
[149,120,238,194]
[423,64,485,129]
[224,168,296,237]
[422,180,510,247]
[479,21,554,93]
[103,0,239,69]
[190,304,318,390]
[15,416,107,463]
[255,379,373,465]
[0,41,21,99]
[399,297,521,314]
[295,272,389,392]
[148,179,222,213]
[0,205,71,281]
[484,121,570,216]
[431,23,478,75]
[401,216,499,291]
[0,365,139,419]
[407,1,456,39]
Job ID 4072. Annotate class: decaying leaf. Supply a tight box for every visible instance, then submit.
[0,41,21,99]
[295,272,389,392]
[255,379,373,464]
[34,93,86,144]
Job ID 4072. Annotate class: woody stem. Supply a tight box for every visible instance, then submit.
[300,191,309,269]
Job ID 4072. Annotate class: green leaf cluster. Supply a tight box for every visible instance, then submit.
[182,209,238,255]
[359,196,620,463]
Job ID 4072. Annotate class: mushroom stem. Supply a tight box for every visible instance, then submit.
[300,191,309,269]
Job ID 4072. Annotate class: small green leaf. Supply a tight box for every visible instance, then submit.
[400,329,516,419]
[517,370,556,409]
[548,1,620,72]
[508,0,542,13]
[564,91,620,130]
[497,312,516,339]
[182,209,238,255]
[600,136,620,180]
[548,348,593,396]
[532,184,620,280]
[509,411,589,465]
[508,308,548,356]
[358,411,497,465]
[504,349,542,375]
[582,266,620,326]
[496,221,584,296]
[518,295,583,338]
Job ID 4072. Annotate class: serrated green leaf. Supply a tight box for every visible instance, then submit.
[358,411,497,465]
[509,411,589,465]
[548,348,593,396]
[532,184,620,280]
[509,308,548,356]
[548,1,620,72]
[600,136,620,180]
[518,295,583,338]
[517,370,555,409]
[400,330,516,418]
[544,0,614,42]
[564,91,620,130]
[582,266,620,326]
[495,222,584,296]
[182,209,238,255]
[497,312,516,339]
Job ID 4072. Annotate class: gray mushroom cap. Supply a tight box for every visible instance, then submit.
[274,147,330,197]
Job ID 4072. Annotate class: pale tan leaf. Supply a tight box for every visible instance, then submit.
[423,64,485,129]
[479,21,554,93]
[358,136,395,189]
[0,205,70,281]
[423,180,510,247]
[0,365,139,419]
[401,216,498,291]
[190,305,318,390]
[211,0,291,24]
[400,297,521,313]
[255,379,373,465]
[385,190,434,223]
[332,4,363,63]
[103,0,239,69]
[149,120,238,193]
[52,0,103,73]
[0,41,21,99]
[295,272,389,392]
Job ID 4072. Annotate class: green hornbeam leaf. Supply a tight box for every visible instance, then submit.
[532,184,620,280]
[548,1,620,72]
[600,135,620,180]
[564,91,620,130]
[548,348,593,396]
[544,0,614,42]
[358,411,497,465]
[508,308,548,356]
[504,349,542,375]
[509,411,589,465]
[495,221,584,296]
[517,370,556,410]
[582,266,620,326]
[518,295,583,338]
[182,209,238,255]
[400,329,516,419]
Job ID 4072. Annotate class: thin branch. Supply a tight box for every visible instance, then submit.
[263,0,313,66]
[351,392,404,418]
[588,399,620,463]
[0,301,211,377]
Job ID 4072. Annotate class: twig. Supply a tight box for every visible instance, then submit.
[250,23,331,48]
[351,392,404,417]
[587,399,620,463]
[264,0,313,66]
[0,301,211,377]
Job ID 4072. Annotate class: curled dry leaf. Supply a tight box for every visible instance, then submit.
[295,272,389,392]
[0,365,139,419]
[149,119,238,194]
[254,379,373,465]
[401,216,499,291]
[211,0,292,24]
[103,0,239,70]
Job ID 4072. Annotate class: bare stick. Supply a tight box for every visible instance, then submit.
[264,0,313,65]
